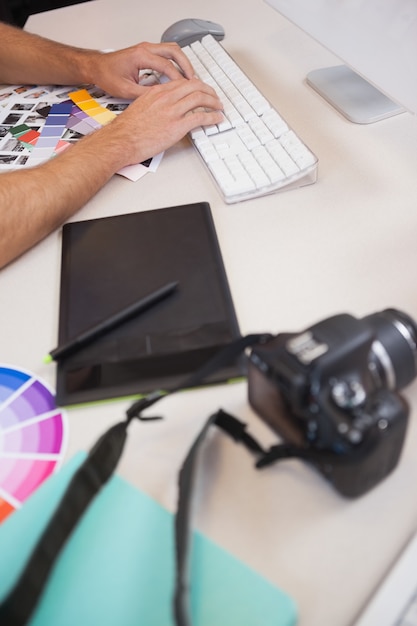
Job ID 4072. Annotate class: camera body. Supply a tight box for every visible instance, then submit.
[248,309,417,497]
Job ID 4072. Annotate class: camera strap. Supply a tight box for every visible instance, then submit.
[0,333,269,626]
[172,409,378,625]
[174,407,269,626]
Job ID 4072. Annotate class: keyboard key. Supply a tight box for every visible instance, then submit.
[262,109,289,138]
[239,151,270,187]
[266,140,300,177]
[252,145,286,183]
[248,118,274,145]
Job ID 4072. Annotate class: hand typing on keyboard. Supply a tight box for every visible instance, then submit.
[182,35,318,203]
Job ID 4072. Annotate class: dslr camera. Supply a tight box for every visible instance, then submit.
[248,309,417,497]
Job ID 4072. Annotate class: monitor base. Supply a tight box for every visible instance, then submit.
[306,65,405,124]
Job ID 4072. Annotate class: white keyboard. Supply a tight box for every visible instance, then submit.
[182,35,318,204]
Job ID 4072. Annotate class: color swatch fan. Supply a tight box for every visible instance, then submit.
[0,365,67,523]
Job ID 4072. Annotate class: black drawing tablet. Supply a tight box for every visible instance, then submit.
[56,202,243,406]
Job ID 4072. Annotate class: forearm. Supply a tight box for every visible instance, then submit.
[0,22,199,99]
[0,22,96,86]
[0,127,128,269]
[0,75,224,268]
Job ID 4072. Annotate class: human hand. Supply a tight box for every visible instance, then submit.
[87,41,196,99]
[97,77,223,169]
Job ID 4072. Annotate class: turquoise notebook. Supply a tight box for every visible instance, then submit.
[0,453,297,625]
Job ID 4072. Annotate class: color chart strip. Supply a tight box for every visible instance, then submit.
[67,103,101,135]
[9,124,40,151]
[0,365,68,524]
[69,89,116,126]
[26,101,72,166]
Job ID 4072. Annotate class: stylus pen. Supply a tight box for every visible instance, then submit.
[44,281,179,363]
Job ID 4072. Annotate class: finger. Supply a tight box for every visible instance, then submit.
[165,91,224,133]
[158,42,195,79]
[140,43,195,80]
[181,90,223,116]
[186,108,224,131]
[160,78,223,110]
[107,80,148,100]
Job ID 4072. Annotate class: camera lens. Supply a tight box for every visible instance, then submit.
[364,309,417,391]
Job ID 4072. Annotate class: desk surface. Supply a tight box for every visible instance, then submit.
[2,0,417,623]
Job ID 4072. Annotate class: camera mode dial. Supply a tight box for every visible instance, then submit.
[330,378,366,409]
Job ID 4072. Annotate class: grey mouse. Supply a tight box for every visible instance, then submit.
[161,18,225,47]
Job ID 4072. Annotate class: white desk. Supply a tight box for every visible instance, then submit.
[2,0,417,623]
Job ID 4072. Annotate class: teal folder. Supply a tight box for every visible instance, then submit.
[0,453,297,625]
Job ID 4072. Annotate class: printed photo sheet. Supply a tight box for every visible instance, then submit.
[0,83,163,181]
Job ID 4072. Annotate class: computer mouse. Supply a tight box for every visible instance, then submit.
[161,18,225,47]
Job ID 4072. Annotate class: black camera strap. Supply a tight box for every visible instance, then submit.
[0,333,269,626]
[172,409,385,626]
[0,420,129,626]
[174,407,268,626]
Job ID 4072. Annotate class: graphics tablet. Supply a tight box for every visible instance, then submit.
[56,202,243,406]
